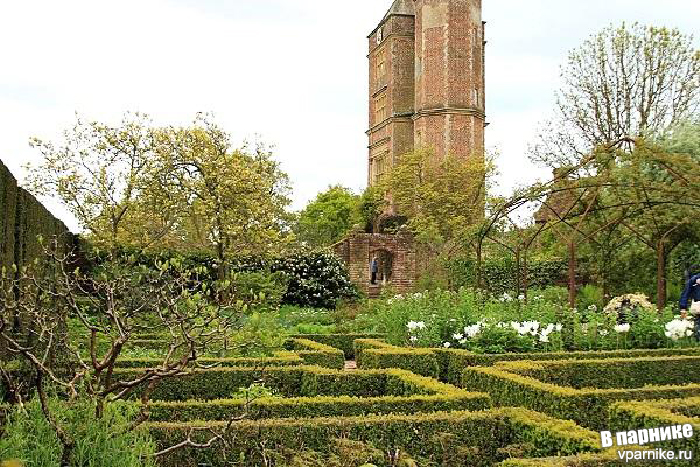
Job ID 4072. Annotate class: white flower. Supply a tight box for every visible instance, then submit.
[588,305,598,312]
[407,321,425,332]
[453,333,464,341]
[500,293,513,302]
[555,323,563,332]
[664,319,695,341]
[599,329,609,336]
[412,292,424,299]
[443,342,451,348]
[581,323,589,335]
[464,322,483,338]
[614,323,631,333]
[518,294,525,300]
[410,336,417,342]
[539,333,549,343]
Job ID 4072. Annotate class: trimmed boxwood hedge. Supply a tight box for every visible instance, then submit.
[462,356,700,430]
[149,407,600,467]
[146,368,490,421]
[115,352,303,369]
[125,337,344,369]
[284,338,345,369]
[608,398,700,453]
[497,448,657,466]
[355,339,700,385]
[354,338,397,367]
[499,356,700,390]
[292,333,384,360]
[116,365,466,401]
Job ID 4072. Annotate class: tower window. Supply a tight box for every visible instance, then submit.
[375,93,387,123]
[376,48,387,85]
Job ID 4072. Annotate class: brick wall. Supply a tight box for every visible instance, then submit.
[333,230,416,297]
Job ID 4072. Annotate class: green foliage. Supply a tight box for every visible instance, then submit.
[446,258,568,295]
[291,333,385,360]
[150,407,599,467]
[284,338,346,369]
[0,397,155,466]
[145,367,489,422]
[462,356,700,430]
[228,312,288,357]
[294,185,362,248]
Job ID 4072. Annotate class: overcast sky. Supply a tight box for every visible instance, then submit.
[1,0,698,231]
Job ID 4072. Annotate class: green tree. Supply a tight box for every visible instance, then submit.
[383,148,493,271]
[154,114,293,265]
[531,23,700,167]
[25,113,175,251]
[25,113,293,261]
[295,185,361,249]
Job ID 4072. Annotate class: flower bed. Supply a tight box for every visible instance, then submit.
[462,356,700,430]
[150,407,600,467]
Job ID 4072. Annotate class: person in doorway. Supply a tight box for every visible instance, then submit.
[680,273,700,339]
[370,257,379,285]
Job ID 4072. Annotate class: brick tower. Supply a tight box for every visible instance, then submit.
[333,0,486,297]
[367,0,486,187]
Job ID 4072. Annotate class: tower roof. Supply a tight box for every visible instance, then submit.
[370,0,415,37]
[383,0,415,20]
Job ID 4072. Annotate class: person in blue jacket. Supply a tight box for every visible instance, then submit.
[680,273,700,322]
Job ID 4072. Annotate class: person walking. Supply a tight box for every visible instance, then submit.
[370,257,379,285]
[680,273,700,341]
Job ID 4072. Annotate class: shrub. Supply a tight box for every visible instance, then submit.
[292,333,385,360]
[608,398,700,452]
[462,356,700,430]
[116,365,463,401]
[146,368,490,422]
[149,408,599,467]
[284,338,345,369]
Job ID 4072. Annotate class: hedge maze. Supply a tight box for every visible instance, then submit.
[100,335,700,465]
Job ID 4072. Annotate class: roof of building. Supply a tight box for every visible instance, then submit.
[370,0,415,37]
[383,0,415,20]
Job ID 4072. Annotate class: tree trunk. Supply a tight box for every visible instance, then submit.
[475,241,483,290]
[568,240,577,309]
[522,250,530,302]
[515,246,522,300]
[656,239,667,312]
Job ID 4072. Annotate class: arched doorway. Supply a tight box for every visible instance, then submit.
[370,249,394,285]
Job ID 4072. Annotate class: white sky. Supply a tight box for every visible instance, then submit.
[1,0,698,231]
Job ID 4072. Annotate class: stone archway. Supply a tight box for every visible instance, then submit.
[371,249,394,284]
[332,230,416,297]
